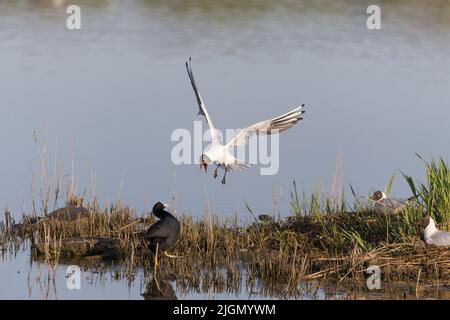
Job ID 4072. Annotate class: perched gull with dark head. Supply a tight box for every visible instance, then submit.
[419,216,450,247]
[368,191,416,214]
[186,58,306,184]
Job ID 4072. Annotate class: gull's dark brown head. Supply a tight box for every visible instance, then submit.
[369,191,386,202]
[417,215,431,227]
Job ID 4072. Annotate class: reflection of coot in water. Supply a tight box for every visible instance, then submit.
[141,280,177,300]
[145,202,180,254]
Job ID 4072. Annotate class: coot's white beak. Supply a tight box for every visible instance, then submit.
[162,202,171,209]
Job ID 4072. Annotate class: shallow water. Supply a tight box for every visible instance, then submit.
[1,248,449,300]
[1,0,450,299]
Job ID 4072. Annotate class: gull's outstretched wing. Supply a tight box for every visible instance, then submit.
[186,58,221,144]
[226,105,305,148]
[227,159,251,172]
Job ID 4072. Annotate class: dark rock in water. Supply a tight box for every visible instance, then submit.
[32,251,121,267]
[33,237,121,257]
[10,206,89,234]
[10,223,25,233]
[10,216,39,235]
[45,206,90,221]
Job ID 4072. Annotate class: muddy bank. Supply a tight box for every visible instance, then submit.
[33,237,121,257]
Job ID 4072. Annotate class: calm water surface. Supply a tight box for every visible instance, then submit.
[1,0,450,299]
[1,249,449,300]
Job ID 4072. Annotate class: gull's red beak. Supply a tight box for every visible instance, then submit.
[199,155,208,173]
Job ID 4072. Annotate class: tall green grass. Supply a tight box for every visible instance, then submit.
[404,156,450,230]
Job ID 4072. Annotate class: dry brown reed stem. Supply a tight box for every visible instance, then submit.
[416,268,422,298]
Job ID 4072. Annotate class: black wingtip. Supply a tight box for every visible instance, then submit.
[186,57,192,69]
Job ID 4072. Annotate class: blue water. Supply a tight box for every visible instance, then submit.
[1,0,450,298]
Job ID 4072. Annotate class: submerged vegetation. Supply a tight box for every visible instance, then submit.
[1,152,450,298]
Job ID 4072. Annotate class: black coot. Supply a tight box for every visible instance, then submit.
[145,202,180,257]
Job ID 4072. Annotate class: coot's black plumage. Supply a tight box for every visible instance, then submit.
[145,202,180,253]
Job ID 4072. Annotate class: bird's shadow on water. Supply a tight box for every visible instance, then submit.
[141,277,178,300]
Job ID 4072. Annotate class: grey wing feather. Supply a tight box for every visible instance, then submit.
[226,105,305,148]
[431,231,450,246]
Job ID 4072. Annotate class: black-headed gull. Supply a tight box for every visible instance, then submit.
[186,58,305,184]
[368,191,416,214]
[420,216,450,246]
